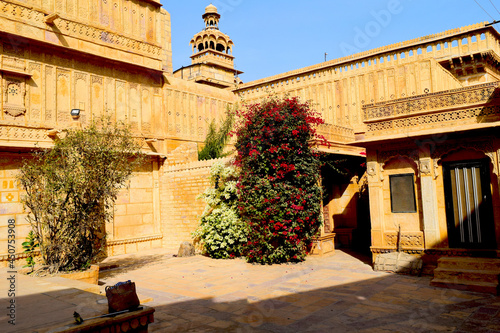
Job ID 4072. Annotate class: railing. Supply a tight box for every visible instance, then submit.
[317,123,355,144]
[363,82,500,122]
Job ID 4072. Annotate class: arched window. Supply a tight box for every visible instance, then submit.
[198,43,204,51]
[209,41,215,49]
[216,43,225,52]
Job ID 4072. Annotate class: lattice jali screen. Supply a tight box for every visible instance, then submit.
[366,105,500,136]
[363,83,500,121]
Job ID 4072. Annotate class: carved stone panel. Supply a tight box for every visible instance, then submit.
[3,76,26,117]
[385,232,424,248]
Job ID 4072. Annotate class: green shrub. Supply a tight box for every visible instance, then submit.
[18,119,144,272]
[198,108,235,161]
[193,161,248,258]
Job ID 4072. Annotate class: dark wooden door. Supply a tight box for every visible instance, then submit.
[443,159,496,249]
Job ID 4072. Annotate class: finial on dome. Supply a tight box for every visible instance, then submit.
[205,3,218,14]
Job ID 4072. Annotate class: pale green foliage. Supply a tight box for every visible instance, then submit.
[18,118,144,272]
[193,161,247,259]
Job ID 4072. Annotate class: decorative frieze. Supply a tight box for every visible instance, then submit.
[364,82,500,121]
[0,125,52,141]
[384,232,424,248]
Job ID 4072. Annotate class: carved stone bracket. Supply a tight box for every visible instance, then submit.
[367,161,377,178]
[419,158,432,176]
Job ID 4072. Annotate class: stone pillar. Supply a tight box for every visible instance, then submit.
[419,155,440,248]
[367,157,384,252]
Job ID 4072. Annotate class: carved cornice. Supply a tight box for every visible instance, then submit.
[106,235,163,247]
[371,247,424,255]
[0,124,54,142]
[0,0,162,60]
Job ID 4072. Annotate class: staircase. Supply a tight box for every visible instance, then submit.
[431,257,500,295]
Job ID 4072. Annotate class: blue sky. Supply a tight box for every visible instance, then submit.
[162,0,500,83]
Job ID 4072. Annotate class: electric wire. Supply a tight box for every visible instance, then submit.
[474,0,495,20]
[489,0,500,16]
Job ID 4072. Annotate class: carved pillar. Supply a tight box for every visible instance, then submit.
[367,156,384,249]
[419,154,440,248]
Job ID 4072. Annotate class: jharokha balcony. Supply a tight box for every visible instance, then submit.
[356,81,500,143]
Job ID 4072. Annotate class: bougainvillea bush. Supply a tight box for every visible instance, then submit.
[193,160,248,259]
[235,96,325,264]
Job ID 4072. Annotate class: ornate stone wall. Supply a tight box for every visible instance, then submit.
[0,0,171,72]
[235,23,494,130]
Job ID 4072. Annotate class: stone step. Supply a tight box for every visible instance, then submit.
[437,257,500,271]
[433,267,500,284]
[430,278,499,295]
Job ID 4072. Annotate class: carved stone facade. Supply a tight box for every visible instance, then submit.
[2,1,500,267]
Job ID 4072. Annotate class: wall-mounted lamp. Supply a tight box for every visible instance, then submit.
[71,109,80,119]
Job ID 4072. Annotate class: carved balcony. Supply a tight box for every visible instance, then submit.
[360,82,500,141]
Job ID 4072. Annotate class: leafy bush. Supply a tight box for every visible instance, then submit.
[198,108,235,161]
[22,231,38,272]
[18,119,144,272]
[234,96,325,264]
[193,161,248,259]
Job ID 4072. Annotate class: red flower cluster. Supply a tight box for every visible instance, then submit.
[234,97,324,264]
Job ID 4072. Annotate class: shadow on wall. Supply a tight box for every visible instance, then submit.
[321,155,371,254]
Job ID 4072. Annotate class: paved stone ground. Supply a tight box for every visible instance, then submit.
[99,249,500,332]
[2,249,500,332]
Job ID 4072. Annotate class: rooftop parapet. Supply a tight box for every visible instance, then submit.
[236,22,493,91]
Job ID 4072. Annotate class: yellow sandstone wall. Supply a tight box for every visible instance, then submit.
[0,154,28,267]
[160,158,229,251]
[236,23,495,130]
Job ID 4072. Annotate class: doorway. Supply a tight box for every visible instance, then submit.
[443,158,496,249]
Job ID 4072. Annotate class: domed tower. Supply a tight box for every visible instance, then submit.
[173,4,243,88]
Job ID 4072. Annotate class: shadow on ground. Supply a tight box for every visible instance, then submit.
[2,250,500,332]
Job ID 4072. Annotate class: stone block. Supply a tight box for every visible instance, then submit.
[0,203,24,215]
[114,204,127,216]
[129,175,153,189]
[129,188,153,203]
[125,242,138,254]
[127,203,153,215]
[114,215,143,228]
[142,213,153,225]
[177,241,195,257]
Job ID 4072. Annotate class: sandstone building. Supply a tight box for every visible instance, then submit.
[2,1,500,280]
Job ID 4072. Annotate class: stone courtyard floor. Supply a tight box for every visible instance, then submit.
[2,249,500,332]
